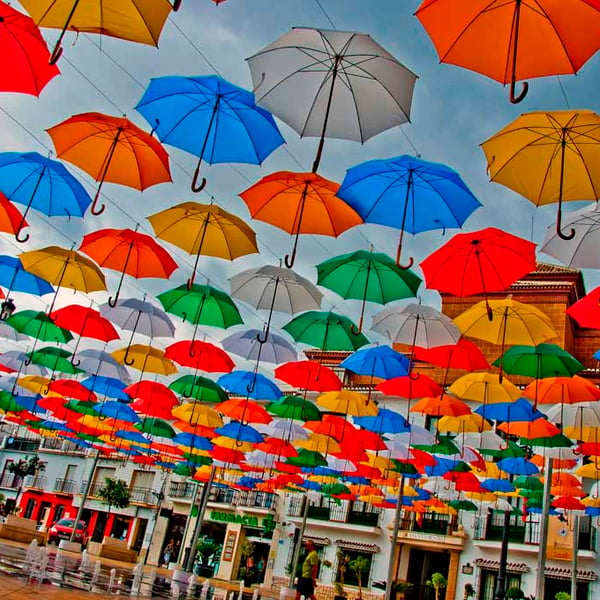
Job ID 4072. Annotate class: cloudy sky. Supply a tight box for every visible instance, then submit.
[3,0,600,365]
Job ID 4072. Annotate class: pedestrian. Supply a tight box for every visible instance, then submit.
[295,540,319,600]
[163,539,175,568]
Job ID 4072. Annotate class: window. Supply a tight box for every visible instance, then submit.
[478,571,521,600]
[335,549,373,588]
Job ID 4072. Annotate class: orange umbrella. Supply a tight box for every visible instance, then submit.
[498,417,561,439]
[240,171,362,267]
[215,398,272,425]
[47,112,171,215]
[522,375,600,405]
[415,0,600,103]
[410,394,472,417]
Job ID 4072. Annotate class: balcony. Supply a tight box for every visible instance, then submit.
[3,437,40,452]
[23,475,47,490]
[40,437,86,455]
[53,478,76,494]
[168,480,196,499]
[0,474,18,489]
[209,488,276,510]
[129,486,160,505]
[400,511,460,536]
[287,496,381,528]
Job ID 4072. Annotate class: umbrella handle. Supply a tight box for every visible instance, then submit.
[509,79,528,104]
[256,327,269,344]
[90,189,106,216]
[123,348,135,366]
[107,294,120,308]
[173,0,182,10]
[49,44,63,65]
[191,166,207,193]
[15,228,30,244]
[70,357,80,367]
[397,256,414,270]
[556,214,575,241]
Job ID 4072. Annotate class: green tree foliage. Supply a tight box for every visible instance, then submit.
[349,555,370,600]
[97,477,130,515]
[8,456,45,508]
[426,573,447,600]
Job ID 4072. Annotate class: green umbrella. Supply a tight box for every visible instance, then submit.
[63,399,99,416]
[283,310,368,351]
[6,310,73,343]
[181,453,213,467]
[413,435,460,455]
[0,390,26,413]
[492,343,584,379]
[316,250,421,333]
[173,464,196,476]
[169,375,228,403]
[136,417,176,438]
[448,499,478,512]
[479,440,526,459]
[523,434,573,448]
[286,448,327,468]
[391,460,419,475]
[321,482,350,495]
[26,347,84,375]
[514,475,543,490]
[266,395,322,421]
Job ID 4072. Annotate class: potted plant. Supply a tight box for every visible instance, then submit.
[194,536,222,577]
[464,583,475,600]
[334,550,350,600]
[426,573,447,600]
[506,588,525,600]
[393,581,414,600]
[239,539,256,584]
[555,593,571,600]
[97,477,130,528]
[349,556,370,600]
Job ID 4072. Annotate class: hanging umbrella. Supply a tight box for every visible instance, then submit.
[247,27,417,173]
[317,390,378,417]
[0,256,53,297]
[449,373,521,405]
[376,373,443,399]
[475,397,546,422]
[100,298,175,342]
[81,375,130,401]
[229,264,323,343]
[0,350,48,377]
[216,398,272,425]
[354,408,410,434]
[566,286,600,329]
[26,347,83,376]
[112,344,177,376]
[46,379,97,402]
[169,375,228,403]
[267,396,322,422]
[222,329,297,365]
[80,228,178,305]
[240,171,362,267]
[47,112,171,215]
[274,360,342,393]
[164,340,234,373]
[0,152,91,242]
[414,339,490,372]
[420,228,536,318]
[148,202,258,288]
[481,110,600,240]
[493,344,584,380]
[0,2,59,95]
[316,250,421,332]
[135,417,176,439]
[410,395,471,417]
[0,195,28,238]
[93,400,140,423]
[19,246,106,314]
[337,155,481,267]
[127,381,178,419]
[217,371,282,402]
[21,0,172,63]
[6,310,73,344]
[522,375,600,405]
[74,349,131,382]
[136,74,284,192]
[283,310,368,351]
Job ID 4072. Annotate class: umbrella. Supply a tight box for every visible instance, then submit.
[126,381,178,418]
[21,0,172,63]
[80,228,178,305]
[283,310,368,351]
[566,286,600,329]
[217,371,282,401]
[337,155,481,267]
[6,310,73,344]
[164,340,234,373]
[148,202,258,288]
[47,112,171,215]
[229,265,323,343]
[112,344,177,376]
[354,408,410,434]
[222,329,297,365]
[136,74,284,192]
[100,298,175,341]
[522,375,600,405]
[247,27,417,172]
[410,395,471,417]
[0,256,53,297]
[240,171,361,268]
[481,110,600,240]
[0,350,48,377]
[81,375,130,401]
[376,373,443,399]
[216,398,272,425]
[274,360,342,393]
[475,397,546,422]
[0,3,59,95]
[316,250,421,332]
[74,348,131,382]
[420,228,536,318]
[169,375,228,403]
[267,396,322,422]
[493,344,584,380]
[19,246,106,314]
[317,390,378,417]
[416,0,600,103]
[449,373,521,405]
[26,347,83,376]
[340,345,410,380]
[414,339,490,372]
[0,194,27,238]
[0,152,91,243]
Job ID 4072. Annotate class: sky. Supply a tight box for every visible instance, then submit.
[2,0,600,371]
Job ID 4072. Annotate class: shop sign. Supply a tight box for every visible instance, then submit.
[209,510,277,532]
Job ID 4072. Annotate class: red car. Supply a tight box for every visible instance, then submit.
[47,518,89,546]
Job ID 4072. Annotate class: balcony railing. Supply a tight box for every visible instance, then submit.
[400,511,460,536]
[168,481,196,499]
[0,474,19,489]
[287,496,381,527]
[3,437,40,452]
[209,488,277,510]
[53,478,76,494]
[40,437,86,455]
[129,486,160,505]
[23,475,47,490]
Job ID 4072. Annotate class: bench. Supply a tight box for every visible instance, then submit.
[0,515,46,545]
[98,536,139,563]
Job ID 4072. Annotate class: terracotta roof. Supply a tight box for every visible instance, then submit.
[335,539,380,553]
[530,262,579,275]
[302,535,331,546]
[545,566,598,581]
[473,558,529,573]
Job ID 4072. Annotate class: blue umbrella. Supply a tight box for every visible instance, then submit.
[93,401,140,423]
[217,370,282,401]
[172,432,213,451]
[136,75,285,192]
[353,408,410,434]
[337,155,481,267]
[215,421,264,443]
[81,376,130,401]
[0,256,54,296]
[481,478,515,493]
[12,394,46,414]
[475,397,545,422]
[339,345,410,380]
[117,430,152,445]
[497,456,539,476]
[0,152,91,242]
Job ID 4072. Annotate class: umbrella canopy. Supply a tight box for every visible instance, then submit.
[247,27,417,172]
[523,375,600,405]
[240,171,362,267]
[148,202,258,287]
[0,256,53,296]
[376,373,443,399]
[6,310,73,343]
[21,0,172,63]
[112,344,177,376]
[169,375,228,403]
[74,349,131,382]
[493,344,584,379]
[217,371,282,402]
[337,154,481,267]
[136,74,284,192]
[50,305,119,343]
[317,390,378,417]
[47,112,171,215]
[0,194,27,238]
[26,347,83,375]
[317,250,421,331]
[481,110,600,240]
[100,298,175,339]
[340,345,410,380]
[267,396,322,422]
[410,395,471,417]
[222,329,297,365]
[449,373,521,404]
[416,0,600,103]
[566,286,600,329]
[475,397,546,422]
[274,360,342,392]
[414,339,490,372]
[164,340,234,373]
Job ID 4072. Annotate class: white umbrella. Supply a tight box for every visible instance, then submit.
[100,297,175,338]
[73,348,132,383]
[0,322,27,342]
[256,418,309,441]
[459,431,508,453]
[222,328,298,364]
[0,350,48,376]
[388,425,437,446]
[247,27,417,172]
[546,402,600,429]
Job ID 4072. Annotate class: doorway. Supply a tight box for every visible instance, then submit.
[406,548,450,600]
[92,511,108,542]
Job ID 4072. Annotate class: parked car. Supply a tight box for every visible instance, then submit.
[47,518,89,546]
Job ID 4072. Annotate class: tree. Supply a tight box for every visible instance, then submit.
[97,477,130,519]
[426,573,447,600]
[349,555,370,600]
[334,550,350,599]
[554,593,570,600]
[7,456,45,511]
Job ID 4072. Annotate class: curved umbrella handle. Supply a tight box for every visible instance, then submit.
[15,228,30,244]
[191,163,207,193]
[397,256,414,270]
[556,214,575,241]
[123,348,135,367]
[107,293,120,308]
[256,328,269,344]
[173,0,182,10]
[486,300,494,322]
[90,188,106,216]
[70,357,81,367]
[509,79,529,104]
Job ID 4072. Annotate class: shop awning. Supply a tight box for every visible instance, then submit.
[545,567,598,582]
[335,539,380,553]
[473,559,529,574]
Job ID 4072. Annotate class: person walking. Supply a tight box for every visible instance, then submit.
[295,540,319,600]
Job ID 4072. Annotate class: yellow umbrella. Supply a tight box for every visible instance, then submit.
[171,404,223,428]
[581,496,600,508]
[212,436,254,452]
[21,0,172,64]
[365,453,396,472]
[112,344,177,376]
[449,372,520,404]
[466,491,499,503]
[17,375,51,395]
[296,433,341,454]
[147,202,258,287]
[481,110,600,241]
[438,413,492,433]
[575,462,600,479]
[564,425,600,443]
[317,390,378,416]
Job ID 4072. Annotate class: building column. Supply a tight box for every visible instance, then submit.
[446,551,460,600]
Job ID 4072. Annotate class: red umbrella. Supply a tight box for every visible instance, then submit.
[376,372,443,398]
[566,286,600,329]
[305,414,355,441]
[274,360,342,392]
[410,395,472,417]
[46,379,98,402]
[443,471,484,493]
[552,496,585,510]
[414,339,490,371]
[80,228,178,306]
[256,437,298,458]
[165,340,234,373]
[420,227,536,319]
[215,398,272,424]
[126,381,178,418]
[0,3,59,96]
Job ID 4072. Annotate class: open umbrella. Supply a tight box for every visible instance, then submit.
[75,349,131,382]
[47,112,171,215]
[80,227,178,305]
[247,27,417,173]
[416,0,600,103]
[317,250,421,332]
[240,171,362,268]
[337,155,481,267]
[0,194,27,238]
[136,74,284,192]
[164,340,234,373]
[222,329,297,365]
[21,0,173,63]
[112,344,177,376]
[481,110,600,240]
[493,344,584,380]
[274,360,342,393]
[148,202,257,288]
